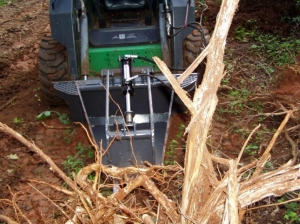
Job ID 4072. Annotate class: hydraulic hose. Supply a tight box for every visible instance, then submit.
[80,0,89,80]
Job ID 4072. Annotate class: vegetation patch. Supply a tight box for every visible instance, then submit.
[63,142,94,178]
[0,0,14,7]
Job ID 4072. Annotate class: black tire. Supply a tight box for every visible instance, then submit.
[38,36,70,105]
[183,27,210,66]
[183,27,210,85]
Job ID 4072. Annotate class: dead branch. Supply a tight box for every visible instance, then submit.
[239,163,300,207]
[227,160,238,224]
[237,124,261,164]
[0,96,17,111]
[287,124,300,132]
[237,160,257,175]
[196,176,228,223]
[284,129,299,164]
[177,45,210,84]
[153,56,196,115]
[74,122,98,150]
[208,153,230,166]
[0,19,13,25]
[246,195,300,211]
[142,214,155,224]
[28,179,75,195]
[250,110,295,118]
[0,215,19,224]
[252,110,294,178]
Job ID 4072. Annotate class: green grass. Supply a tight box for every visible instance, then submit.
[0,0,13,7]
[234,25,300,67]
[251,34,300,66]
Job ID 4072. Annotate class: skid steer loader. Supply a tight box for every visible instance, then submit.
[39,0,209,167]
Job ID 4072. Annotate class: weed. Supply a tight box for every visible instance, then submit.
[284,202,300,223]
[34,169,42,177]
[281,1,300,36]
[59,113,71,125]
[265,161,274,170]
[13,117,24,124]
[226,63,234,73]
[278,197,300,223]
[257,116,264,123]
[232,26,300,75]
[244,143,259,156]
[52,210,63,219]
[221,78,230,85]
[168,139,178,153]
[63,142,94,178]
[227,88,250,114]
[75,142,94,158]
[241,169,254,180]
[63,128,76,144]
[165,139,178,165]
[234,26,255,42]
[176,123,186,139]
[229,88,249,99]
[233,128,251,137]
[63,155,84,177]
[255,130,264,142]
[251,34,300,66]
[247,101,264,113]
[165,122,187,165]
[229,100,244,115]
[37,111,71,125]
[0,0,12,7]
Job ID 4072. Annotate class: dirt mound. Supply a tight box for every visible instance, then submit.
[275,54,300,102]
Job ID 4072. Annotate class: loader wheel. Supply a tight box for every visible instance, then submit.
[38,36,70,105]
[183,27,210,84]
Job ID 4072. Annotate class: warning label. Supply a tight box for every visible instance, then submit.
[112,33,138,40]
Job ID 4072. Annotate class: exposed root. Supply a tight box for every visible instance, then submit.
[0,215,19,224]
[1,110,300,223]
[41,121,73,129]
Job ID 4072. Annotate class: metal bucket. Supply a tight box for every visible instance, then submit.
[54,73,173,167]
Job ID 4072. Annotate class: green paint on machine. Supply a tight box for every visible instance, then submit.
[89,44,162,76]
